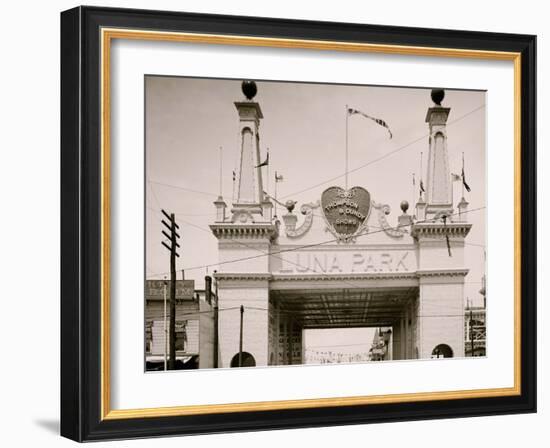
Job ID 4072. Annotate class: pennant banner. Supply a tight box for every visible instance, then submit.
[348,107,393,139]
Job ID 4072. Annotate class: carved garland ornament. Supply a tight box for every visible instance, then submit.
[285,201,320,238]
[372,201,405,239]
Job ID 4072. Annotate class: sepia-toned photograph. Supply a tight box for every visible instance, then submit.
[144,76,487,371]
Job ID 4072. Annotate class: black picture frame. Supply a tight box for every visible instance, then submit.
[61,5,536,442]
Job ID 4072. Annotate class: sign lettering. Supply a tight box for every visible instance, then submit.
[321,186,371,242]
[277,251,414,274]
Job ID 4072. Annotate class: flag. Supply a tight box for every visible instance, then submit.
[420,179,425,194]
[348,107,393,139]
[232,170,236,181]
[275,171,283,182]
[461,167,471,192]
[451,173,462,182]
[255,151,269,168]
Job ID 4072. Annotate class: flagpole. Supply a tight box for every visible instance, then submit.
[232,149,236,203]
[219,146,223,197]
[274,172,278,219]
[266,148,270,200]
[420,151,423,199]
[461,152,465,199]
[412,173,415,206]
[345,104,349,189]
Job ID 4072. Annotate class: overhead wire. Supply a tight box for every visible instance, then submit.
[146,205,485,277]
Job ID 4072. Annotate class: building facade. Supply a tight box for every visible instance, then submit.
[210,83,473,367]
[145,279,216,370]
[465,276,487,357]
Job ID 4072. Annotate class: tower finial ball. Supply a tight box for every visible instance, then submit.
[400,200,409,214]
[242,80,257,100]
[431,89,445,106]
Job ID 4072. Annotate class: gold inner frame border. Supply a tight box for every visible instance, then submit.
[99,27,522,420]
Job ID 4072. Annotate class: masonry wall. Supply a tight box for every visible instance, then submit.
[217,280,270,367]
[145,300,201,355]
[417,280,465,358]
[199,300,215,368]
[414,225,469,359]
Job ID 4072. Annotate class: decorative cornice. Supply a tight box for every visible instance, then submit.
[234,101,263,119]
[210,223,278,240]
[272,272,418,282]
[416,268,469,278]
[214,272,273,281]
[425,106,451,125]
[215,269,468,283]
[411,222,472,239]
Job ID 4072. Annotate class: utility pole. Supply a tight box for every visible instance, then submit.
[163,277,168,371]
[161,209,180,369]
[213,270,219,369]
[239,305,244,367]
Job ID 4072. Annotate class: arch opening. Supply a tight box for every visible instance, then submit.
[432,344,453,358]
[230,352,256,367]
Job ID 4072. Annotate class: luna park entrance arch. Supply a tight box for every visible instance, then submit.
[209,82,471,368]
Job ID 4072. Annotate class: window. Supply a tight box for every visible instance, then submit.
[175,321,187,352]
[145,321,153,354]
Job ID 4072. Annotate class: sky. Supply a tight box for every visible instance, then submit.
[145,76,487,352]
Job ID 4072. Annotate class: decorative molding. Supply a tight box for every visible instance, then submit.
[372,201,406,238]
[210,223,278,241]
[215,270,468,283]
[411,222,472,239]
[285,201,319,238]
[230,210,255,223]
[272,272,418,282]
[321,187,371,243]
[214,269,469,282]
[262,269,467,283]
[214,273,273,287]
[416,268,469,278]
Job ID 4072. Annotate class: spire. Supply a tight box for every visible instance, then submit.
[234,81,264,208]
[228,81,272,223]
[425,89,452,217]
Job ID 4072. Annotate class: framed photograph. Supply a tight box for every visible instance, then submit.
[60,6,536,441]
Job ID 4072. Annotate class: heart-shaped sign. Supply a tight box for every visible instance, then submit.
[321,186,371,241]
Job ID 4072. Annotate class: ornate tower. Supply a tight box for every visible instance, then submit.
[425,89,453,219]
[230,80,273,223]
[210,81,276,368]
[411,89,471,359]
